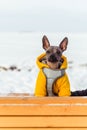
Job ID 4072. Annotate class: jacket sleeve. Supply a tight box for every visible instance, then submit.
[54,73,71,96]
[34,69,47,96]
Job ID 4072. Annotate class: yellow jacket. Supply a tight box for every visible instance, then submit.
[35,53,71,96]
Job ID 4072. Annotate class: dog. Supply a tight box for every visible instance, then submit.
[35,35,71,96]
[35,35,87,96]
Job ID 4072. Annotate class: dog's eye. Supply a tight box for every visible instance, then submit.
[46,50,50,54]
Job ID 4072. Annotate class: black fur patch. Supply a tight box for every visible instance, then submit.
[71,89,87,96]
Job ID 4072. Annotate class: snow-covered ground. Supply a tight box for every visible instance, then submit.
[0,32,87,95]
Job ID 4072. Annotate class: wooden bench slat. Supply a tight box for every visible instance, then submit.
[0,105,87,115]
[0,97,87,116]
[0,97,87,104]
[0,116,87,127]
[1,128,87,130]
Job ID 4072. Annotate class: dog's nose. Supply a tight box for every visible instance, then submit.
[48,54,58,62]
[50,54,55,58]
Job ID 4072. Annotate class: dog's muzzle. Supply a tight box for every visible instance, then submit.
[48,54,58,63]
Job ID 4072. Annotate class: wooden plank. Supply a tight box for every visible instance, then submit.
[1,102,87,115]
[0,97,87,104]
[0,116,87,127]
[1,128,87,130]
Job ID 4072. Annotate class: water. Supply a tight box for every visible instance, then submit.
[0,32,87,94]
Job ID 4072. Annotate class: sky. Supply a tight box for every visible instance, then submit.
[0,0,87,32]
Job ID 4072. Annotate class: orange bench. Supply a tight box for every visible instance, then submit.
[0,95,87,129]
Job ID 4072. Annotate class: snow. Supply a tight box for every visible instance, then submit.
[0,32,87,95]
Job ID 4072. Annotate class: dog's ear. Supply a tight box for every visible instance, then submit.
[59,37,68,52]
[42,35,50,50]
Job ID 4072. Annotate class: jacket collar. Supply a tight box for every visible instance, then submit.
[36,53,68,69]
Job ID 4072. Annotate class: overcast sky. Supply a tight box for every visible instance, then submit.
[0,0,87,32]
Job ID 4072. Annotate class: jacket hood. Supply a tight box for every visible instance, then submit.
[36,53,68,69]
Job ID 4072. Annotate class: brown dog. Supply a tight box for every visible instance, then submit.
[35,35,71,96]
[42,35,68,69]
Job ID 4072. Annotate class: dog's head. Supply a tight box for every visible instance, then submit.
[42,35,68,69]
